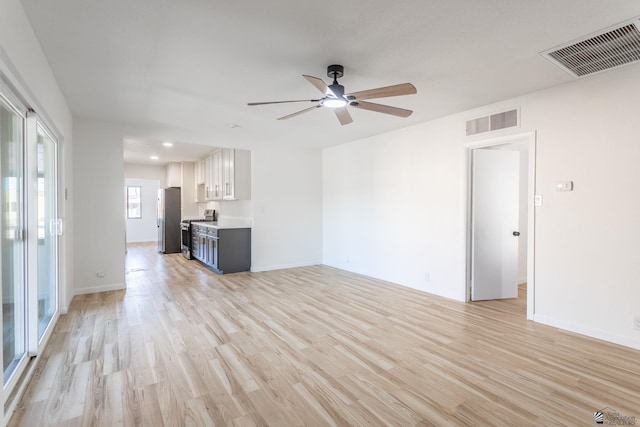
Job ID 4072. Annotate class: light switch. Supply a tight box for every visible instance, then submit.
[534,194,543,207]
[555,181,573,192]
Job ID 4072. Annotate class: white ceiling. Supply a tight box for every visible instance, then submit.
[19,0,640,163]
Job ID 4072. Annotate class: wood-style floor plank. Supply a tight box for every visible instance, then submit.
[8,244,640,426]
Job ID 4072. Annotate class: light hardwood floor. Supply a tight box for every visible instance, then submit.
[9,243,640,426]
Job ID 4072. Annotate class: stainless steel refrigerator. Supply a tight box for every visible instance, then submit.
[157,187,181,254]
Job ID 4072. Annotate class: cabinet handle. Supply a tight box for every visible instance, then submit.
[215,184,218,197]
[226,182,230,196]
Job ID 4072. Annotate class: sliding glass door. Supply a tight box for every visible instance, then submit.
[0,93,60,411]
[36,124,57,339]
[1,98,26,386]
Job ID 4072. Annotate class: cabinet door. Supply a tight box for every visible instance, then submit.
[211,150,222,200]
[200,234,207,261]
[209,237,218,269]
[166,163,181,187]
[191,228,199,259]
[222,148,235,200]
[194,160,202,184]
[204,155,212,201]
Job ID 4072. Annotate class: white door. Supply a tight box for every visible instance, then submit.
[471,148,520,300]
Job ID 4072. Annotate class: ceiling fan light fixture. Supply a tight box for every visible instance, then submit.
[323,98,348,108]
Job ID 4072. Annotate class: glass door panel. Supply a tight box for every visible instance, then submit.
[1,101,26,385]
[36,125,57,338]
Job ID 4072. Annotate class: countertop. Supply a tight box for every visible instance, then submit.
[192,221,251,230]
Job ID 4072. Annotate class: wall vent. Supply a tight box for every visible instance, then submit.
[541,19,640,77]
[466,109,518,136]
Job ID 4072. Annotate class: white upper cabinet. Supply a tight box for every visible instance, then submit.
[198,148,251,202]
[211,150,223,201]
[204,154,213,201]
[166,162,181,187]
[222,149,251,200]
[195,159,205,185]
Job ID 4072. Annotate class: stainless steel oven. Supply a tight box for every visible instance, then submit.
[180,220,193,259]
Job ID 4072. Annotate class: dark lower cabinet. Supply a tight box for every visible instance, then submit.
[191,225,250,274]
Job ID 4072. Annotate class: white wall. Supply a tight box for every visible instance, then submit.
[124,163,166,187]
[125,178,159,243]
[323,115,465,301]
[252,147,323,271]
[0,0,74,311]
[73,119,125,294]
[323,63,640,350]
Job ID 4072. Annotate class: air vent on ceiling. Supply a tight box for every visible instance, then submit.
[466,109,518,136]
[542,19,640,77]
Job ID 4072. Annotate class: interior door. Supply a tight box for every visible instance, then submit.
[471,148,520,301]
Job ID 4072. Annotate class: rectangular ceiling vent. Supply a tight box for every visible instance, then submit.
[542,19,640,77]
[466,109,518,137]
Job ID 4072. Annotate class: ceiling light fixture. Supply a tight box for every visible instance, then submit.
[162,142,173,147]
[150,155,159,160]
[323,98,348,108]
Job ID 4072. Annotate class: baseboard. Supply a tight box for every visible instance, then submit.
[251,261,321,272]
[518,276,527,285]
[534,314,640,351]
[72,282,126,297]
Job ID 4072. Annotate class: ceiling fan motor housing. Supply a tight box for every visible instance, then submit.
[328,83,345,98]
[327,64,344,79]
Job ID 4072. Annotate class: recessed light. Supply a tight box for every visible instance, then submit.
[150,155,159,160]
[162,142,173,147]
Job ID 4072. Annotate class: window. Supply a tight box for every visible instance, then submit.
[126,186,142,218]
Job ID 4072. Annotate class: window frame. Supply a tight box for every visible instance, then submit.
[126,185,142,219]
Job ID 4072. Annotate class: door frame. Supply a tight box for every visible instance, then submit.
[462,131,536,320]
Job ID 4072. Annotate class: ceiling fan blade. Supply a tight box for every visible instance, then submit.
[303,75,335,96]
[351,100,413,118]
[248,99,319,106]
[346,83,416,101]
[334,108,353,126]
[277,104,322,120]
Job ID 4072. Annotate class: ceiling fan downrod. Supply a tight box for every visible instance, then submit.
[326,64,346,99]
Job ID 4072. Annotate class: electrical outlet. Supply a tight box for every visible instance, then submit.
[634,315,640,331]
[97,272,105,278]
[425,272,431,282]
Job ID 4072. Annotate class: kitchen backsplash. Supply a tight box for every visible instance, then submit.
[199,199,253,223]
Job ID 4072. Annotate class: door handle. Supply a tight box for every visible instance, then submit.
[513,231,520,236]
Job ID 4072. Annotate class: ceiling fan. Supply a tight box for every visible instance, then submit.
[248,65,417,126]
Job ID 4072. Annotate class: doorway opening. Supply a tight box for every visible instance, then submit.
[464,132,536,320]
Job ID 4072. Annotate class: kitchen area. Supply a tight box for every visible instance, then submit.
[129,146,252,274]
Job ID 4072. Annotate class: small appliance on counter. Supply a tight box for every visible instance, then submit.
[203,209,216,222]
